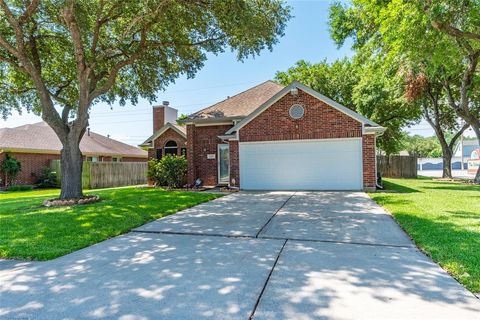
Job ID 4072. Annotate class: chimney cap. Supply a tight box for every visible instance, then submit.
[153,101,170,108]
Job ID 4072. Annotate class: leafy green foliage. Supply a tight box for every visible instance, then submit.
[0,0,291,115]
[36,166,59,189]
[402,135,442,158]
[369,178,480,292]
[0,154,21,188]
[176,113,189,124]
[328,0,480,179]
[0,0,291,197]
[148,155,187,188]
[0,186,221,260]
[6,185,33,191]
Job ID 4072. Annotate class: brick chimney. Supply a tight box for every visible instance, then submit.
[152,101,178,133]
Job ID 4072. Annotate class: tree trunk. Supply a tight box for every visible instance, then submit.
[442,149,453,178]
[439,142,453,179]
[59,138,84,199]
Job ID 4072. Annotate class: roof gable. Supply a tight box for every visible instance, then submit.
[226,81,384,135]
[140,122,186,147]
[187,80,284,120]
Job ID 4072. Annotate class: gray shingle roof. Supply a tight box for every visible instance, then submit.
[188,80,285,119]
[0,122,147,158]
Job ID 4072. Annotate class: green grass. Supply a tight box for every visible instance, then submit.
[0,187,221,260]
[369,177,480,293]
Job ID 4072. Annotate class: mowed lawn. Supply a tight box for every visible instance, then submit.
[0,187,221,260]
[369,178,480,293]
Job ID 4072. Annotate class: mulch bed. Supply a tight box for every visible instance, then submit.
[43,195,100,207]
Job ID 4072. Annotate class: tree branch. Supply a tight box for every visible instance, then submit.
[19,0,40,24]
[431,21,480,42]
[449,123,470,150]
[0,0,65,136]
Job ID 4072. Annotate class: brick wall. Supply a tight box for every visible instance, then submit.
[186,89,377,190]
[362,134,376,190]
[153,106,165,133]
[187,124,195,184]
[0,152,60,186]
[239,89,362,142]
[238,88,376,190]
[187,124,233,186]
[229,140,239,187]
[149,128,187,160]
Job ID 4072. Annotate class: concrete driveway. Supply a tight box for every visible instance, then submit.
[1,192,479,320]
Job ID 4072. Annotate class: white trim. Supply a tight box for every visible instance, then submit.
[238,137,362,145]
[139,122,186,147]
[226,81,385,135]
[217,143,230,185]
[364,126,386,135]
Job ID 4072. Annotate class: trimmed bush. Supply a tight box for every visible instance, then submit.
[36,167,59,188]
[147,155,187,188]
[1,154,22,188]
[7,185,34,191]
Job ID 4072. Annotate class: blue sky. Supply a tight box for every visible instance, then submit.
[2,0,472,145]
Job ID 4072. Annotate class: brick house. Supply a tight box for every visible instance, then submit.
[142,81,385,190]
[140,102,187,160]
[181,80,385,191]
[0,122,147,186]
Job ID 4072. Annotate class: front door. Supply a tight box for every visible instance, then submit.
[218,144,230,185]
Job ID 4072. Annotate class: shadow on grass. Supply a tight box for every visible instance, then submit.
[381,180,420,193]
[443,210,480,221]
[0,187,220,260]
[422,184,480,192]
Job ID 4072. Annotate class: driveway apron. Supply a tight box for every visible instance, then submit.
[134,191,294,237]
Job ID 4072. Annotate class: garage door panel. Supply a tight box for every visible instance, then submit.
[239,139,363,190]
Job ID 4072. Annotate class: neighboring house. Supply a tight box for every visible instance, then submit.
[175,80,385,191]
[0,122,147,186]
[140,102,187,159]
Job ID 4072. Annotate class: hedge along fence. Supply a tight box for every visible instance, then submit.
[377,155,417,179]
[51,160,148,189]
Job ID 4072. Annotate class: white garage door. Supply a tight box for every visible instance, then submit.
[239,138,363,190]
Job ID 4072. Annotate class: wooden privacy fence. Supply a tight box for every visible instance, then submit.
[377,155,417,179]
[51,160,148,189]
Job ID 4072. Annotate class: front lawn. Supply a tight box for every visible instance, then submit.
[0,187,221,260]
[369,178,480,293]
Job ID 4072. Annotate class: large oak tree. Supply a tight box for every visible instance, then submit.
[0,0,291,198]
[329,0,480,182]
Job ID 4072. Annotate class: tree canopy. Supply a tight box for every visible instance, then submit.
[329,0,480,181]
[0,0,291,198]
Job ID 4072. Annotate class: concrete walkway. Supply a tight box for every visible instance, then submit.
[1,192,479,319]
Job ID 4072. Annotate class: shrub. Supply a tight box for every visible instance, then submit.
[147,155,187,188]
[7,185,34,191]
[0,154,22,188]
[37,166,59,188]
